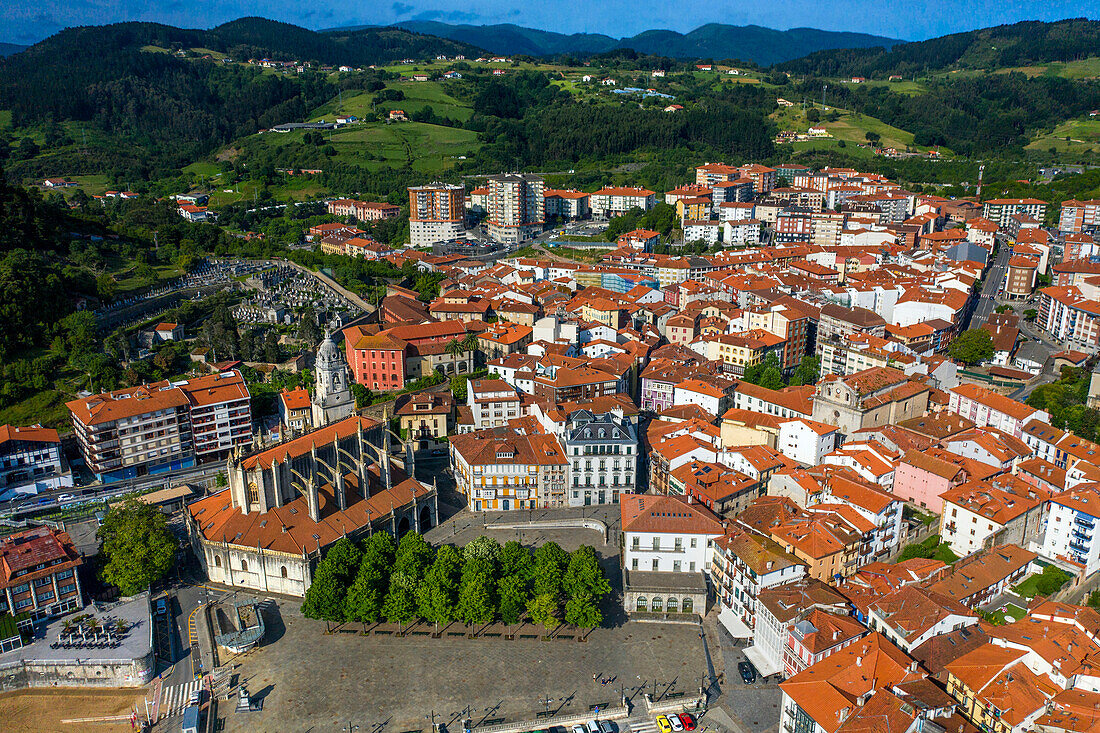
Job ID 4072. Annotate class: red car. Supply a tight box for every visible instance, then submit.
[678,714,695,731]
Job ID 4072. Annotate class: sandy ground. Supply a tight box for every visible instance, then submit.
[0,687,147,732]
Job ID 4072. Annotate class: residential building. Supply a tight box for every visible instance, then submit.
[948,383,1049,439]
[1037,286,1100,352]
[753,577,861,679]
[0,425,72,499]
[277,388,313,435]
[939,482,1045,557]
[67,371,252,482]
[487,174,545,243]
[0,526,84,620]
[543,189,590,220]
[778,633,926,733]
[450,430,568,510]
[1059,199,1100,233]
[866,584,978,652]
[982,198,1048,228]
[563,410,639,507]
[712,524,807,639]
[923,544,1037,608]
[1040,485,1100,576]
[590,187,656,219]
[467,379,522,430]
[394,391,453,443]
[328,198,401,222]
[408,183,465,247]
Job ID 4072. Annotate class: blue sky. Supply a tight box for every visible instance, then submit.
[2,0,1098,46]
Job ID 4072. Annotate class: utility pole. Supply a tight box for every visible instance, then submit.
[822,84,828,111]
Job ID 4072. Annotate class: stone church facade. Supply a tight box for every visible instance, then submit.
[187,415,437,597]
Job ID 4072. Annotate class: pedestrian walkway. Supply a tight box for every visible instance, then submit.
[159,678,204,720]
[630,718,660,733]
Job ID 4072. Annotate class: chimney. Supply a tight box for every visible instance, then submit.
[687,493,694,504]
[909,660,918,673]
[856,656,862,667]
[838,708,851,724]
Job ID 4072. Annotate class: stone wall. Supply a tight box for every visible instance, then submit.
[0,648,154,692]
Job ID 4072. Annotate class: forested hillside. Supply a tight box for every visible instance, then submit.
[778,18,1100,77]
[786,73,1100,155]
[464,71,775,170]
[0,19,481,179]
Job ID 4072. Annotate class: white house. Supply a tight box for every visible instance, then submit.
[866,585,977,652]
[1039,485,1100,576]
[948,383,1049,439]
[673,379,730,417]
[711,525,807,638]
[776,419,839,467]
[621,494,723,574]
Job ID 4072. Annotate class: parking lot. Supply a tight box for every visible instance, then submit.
[711,626,782,733]
[220,600,706,733]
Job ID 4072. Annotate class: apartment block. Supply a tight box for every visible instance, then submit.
[487,174,545,243]
[0,526,84,621]
[408,182,465,247]
[67,371,252,482]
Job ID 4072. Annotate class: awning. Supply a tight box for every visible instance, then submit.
[743,644,783,678]
[718,606,753,638]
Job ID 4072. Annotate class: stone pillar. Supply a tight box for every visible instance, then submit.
[256,466,270,513]
[306,477,321,523]
[272,459,285,508]
[335,471,347,512]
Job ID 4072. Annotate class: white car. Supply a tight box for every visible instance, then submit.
[573,725,587,733]
[668,716,684,733]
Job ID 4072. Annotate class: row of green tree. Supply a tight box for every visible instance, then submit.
[302,533,611,631]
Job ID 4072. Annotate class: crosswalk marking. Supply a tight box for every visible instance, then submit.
[630,721,659,733]
[160,678,203,720]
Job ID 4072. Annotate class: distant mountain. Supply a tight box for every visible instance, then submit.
[393,21,617,57]
[779,18,1100,77]
[0,43,27,57]
[386,21,899,65]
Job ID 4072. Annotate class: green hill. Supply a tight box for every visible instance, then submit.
[779,18,1100,77]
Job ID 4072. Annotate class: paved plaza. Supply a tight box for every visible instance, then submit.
[221,601,705,733]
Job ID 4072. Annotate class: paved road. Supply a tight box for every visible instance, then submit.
[970,239,1011,329]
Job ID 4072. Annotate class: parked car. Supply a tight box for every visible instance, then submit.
[598,721,614,733]
[572,725,587,733]
[678,714,695,731]
[586,721,600,733]
[57,493,75,503]
[430,448,445,456]
[738,660,757,684]
[155,597,169,616]
[667,715,684,732]
[656,716,673,733]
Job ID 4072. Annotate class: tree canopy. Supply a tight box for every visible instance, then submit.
[97,499,178,596]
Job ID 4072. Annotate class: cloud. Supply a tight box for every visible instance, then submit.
[391,2,415,16]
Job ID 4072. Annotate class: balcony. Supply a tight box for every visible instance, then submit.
[1075,516,1096,530]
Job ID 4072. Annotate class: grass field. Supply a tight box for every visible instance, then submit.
[1027,117,1100,154]
[995,57,1100,79]
[253,119,478,175]
[310,81,474,124]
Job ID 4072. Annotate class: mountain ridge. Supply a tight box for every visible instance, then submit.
[384,20,900,65]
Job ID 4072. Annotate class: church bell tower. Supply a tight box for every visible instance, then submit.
[311,326,356,427]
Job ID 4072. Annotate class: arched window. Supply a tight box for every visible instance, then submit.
[636,597,648,612]
[280,566,288,579]
[666,597,679,613]
[246,482,259,505]
[241,559,248,572]
[651,597,663,612]
[214,555,222,568]
[682,597,694,614]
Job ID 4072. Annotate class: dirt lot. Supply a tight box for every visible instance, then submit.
[0,688,146,732]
